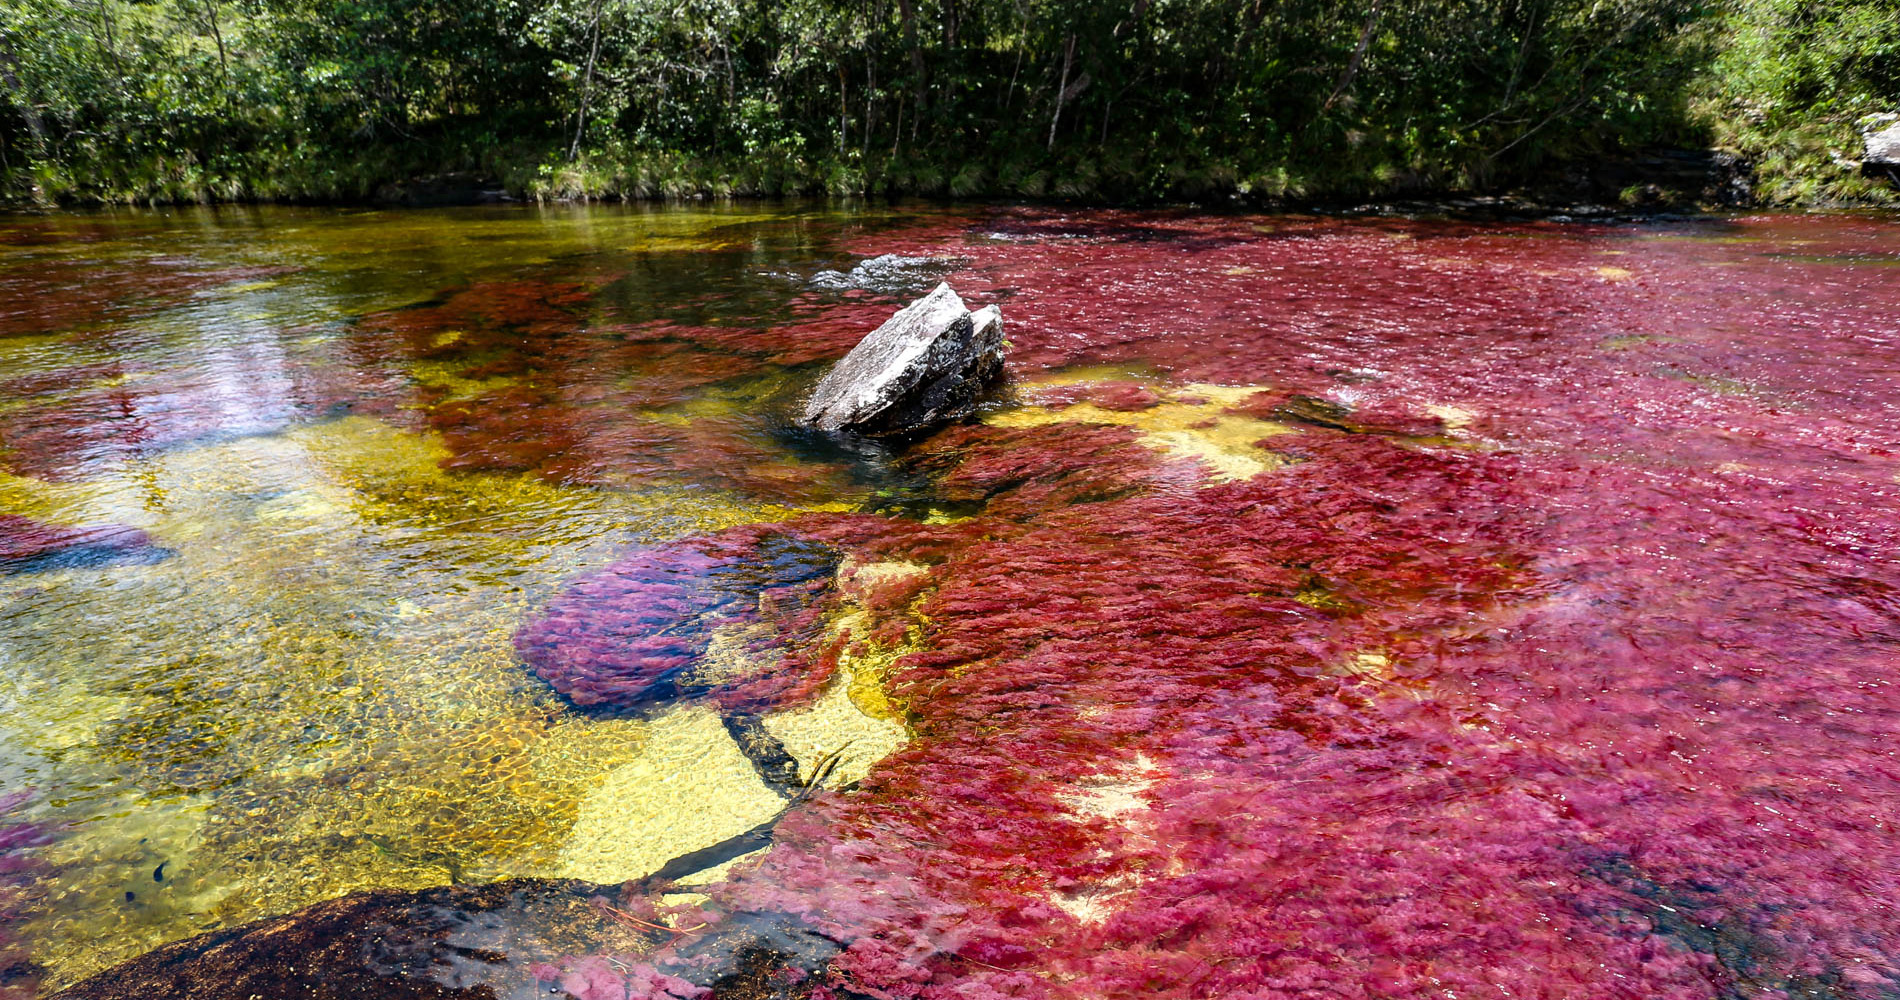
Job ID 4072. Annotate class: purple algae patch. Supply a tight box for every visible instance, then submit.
[0,514,170,575]
[516,525,845,714]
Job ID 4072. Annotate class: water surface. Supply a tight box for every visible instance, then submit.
[2,204,1898,999]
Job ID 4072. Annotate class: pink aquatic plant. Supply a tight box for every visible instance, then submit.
[531,957,710,1000]
[647,212,1900,999]
[30,209,1900,999]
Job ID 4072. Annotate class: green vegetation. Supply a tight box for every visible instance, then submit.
[0,0,1895,206]
[1699,0,1900,204]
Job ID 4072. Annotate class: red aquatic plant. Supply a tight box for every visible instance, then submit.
[637,211,1900,999]
[24,209,1900,1000]
[529,957,709,1000]
[0,254,296,339]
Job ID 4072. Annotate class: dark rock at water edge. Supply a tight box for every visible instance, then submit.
[51,878,624,1000]
[798,283,1005,438]
[51,876,840,1000]
[372,173,513,207]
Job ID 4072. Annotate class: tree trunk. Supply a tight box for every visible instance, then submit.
[568,0,605,161]
[1005,41,1023,113]
[203,0,229,79]
[1323,1,1383,111]
[0,43,46,152]
[837,62,849,152]
[1047,33,1074,152]
[863,0,880,157]
[94,0,124,83]
[895,0,926,118]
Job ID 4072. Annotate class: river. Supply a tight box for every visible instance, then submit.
[1,204,1897,999]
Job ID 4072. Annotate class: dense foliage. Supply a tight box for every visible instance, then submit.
[1699,0,1900,202]
[0,0,1895,204]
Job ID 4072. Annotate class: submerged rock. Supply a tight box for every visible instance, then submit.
[805,253,956,294]
[52,873,841,1000]
[798,283,1005,438]
[514,526,843,715]
[51,878,636,1000]
[0,515,170,575]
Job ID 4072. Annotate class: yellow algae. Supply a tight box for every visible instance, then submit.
[406,359,520,404]
[1293,583,1356,612]
[1595,266,1634,281]
[763,659,909,787]
[1177,382,1271,407]
[1329,650,1435,704]
[1342,651,1393,679]
[1012,363,1168,388]
[986,385,1294,484]
[829,558,933,720]
[1424,404,1475,431]
[252,489,344,522]
[555,706,787,885]
[1223,266,1258,275]
[6,413,812,987]
[836,557,930,598]
[833,612,918,720]
[921,506,972,525]
[0,469,125,524]
[26,797,230,965]
[1142,430,1280,481]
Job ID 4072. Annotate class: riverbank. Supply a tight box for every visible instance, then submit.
[4,135,1894,215]
[4,0,1896,214]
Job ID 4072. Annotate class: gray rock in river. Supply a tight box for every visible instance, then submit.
[1862,114,1900,165]
[807,253,955,293]
[799,283,1005,437]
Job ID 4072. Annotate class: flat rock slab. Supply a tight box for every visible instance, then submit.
[799,283,1004,437]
